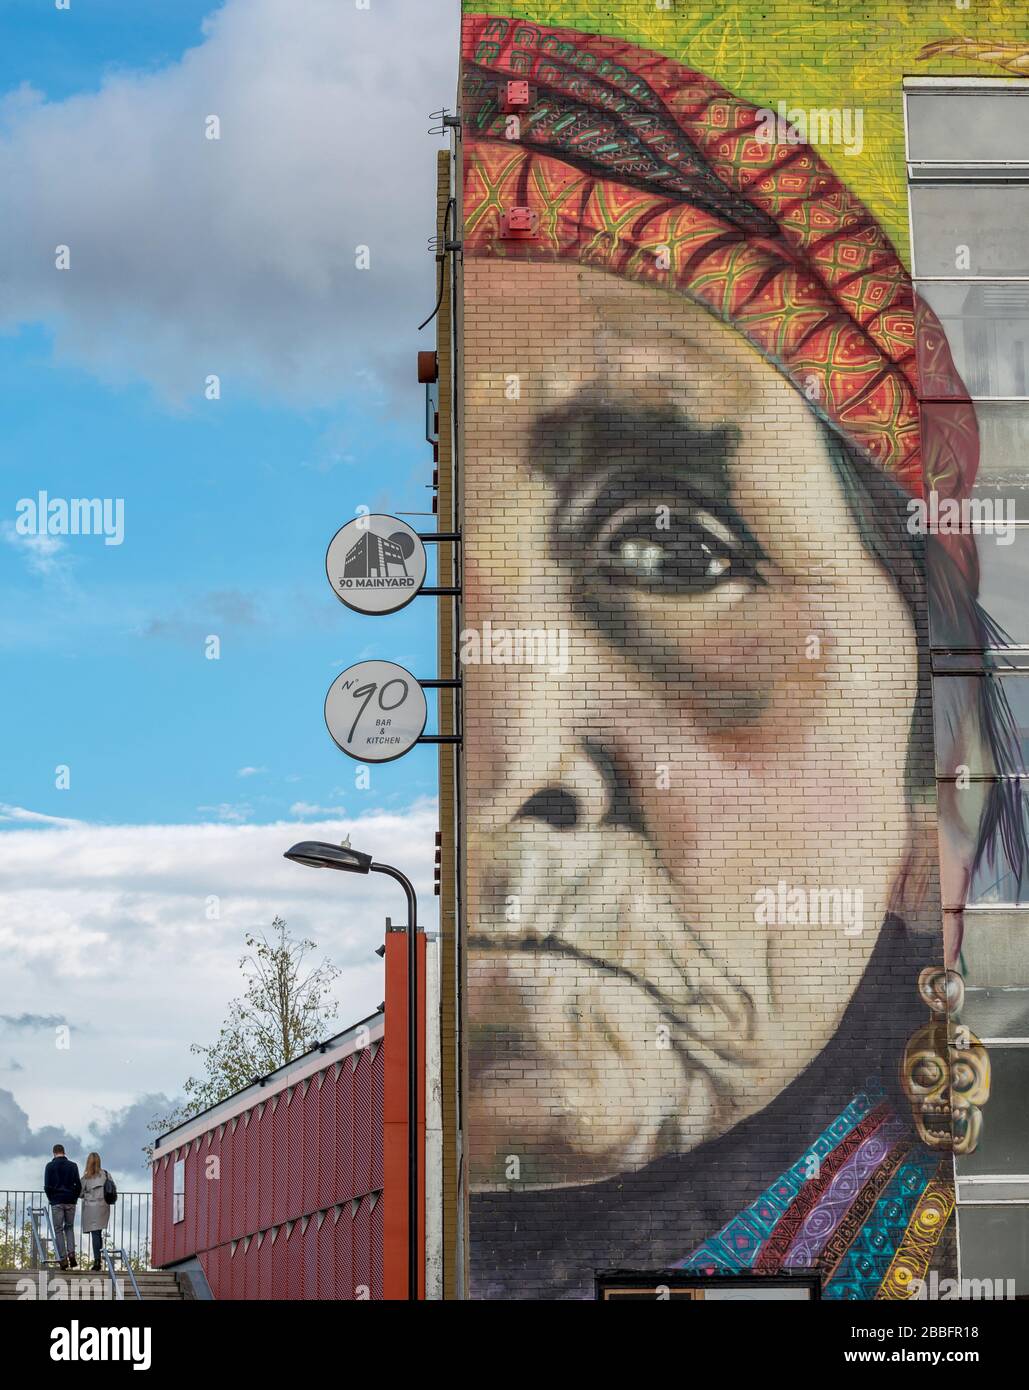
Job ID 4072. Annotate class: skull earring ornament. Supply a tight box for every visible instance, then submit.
[901,967,990,1155]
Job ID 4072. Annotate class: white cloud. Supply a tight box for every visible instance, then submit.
[1,522,69,579]
[0,800,437,1186]
[289,801,346,818]
[195,801,254,823]
[236,766,267,778]
[0,0,459,405]
[0,803,81,829]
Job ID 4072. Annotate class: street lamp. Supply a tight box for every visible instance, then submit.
[283,840,420,1301]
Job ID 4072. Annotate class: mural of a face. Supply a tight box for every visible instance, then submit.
[465,263,922,1190]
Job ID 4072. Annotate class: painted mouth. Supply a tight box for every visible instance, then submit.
[919,1100,952,1138]
[467,930,759,1069]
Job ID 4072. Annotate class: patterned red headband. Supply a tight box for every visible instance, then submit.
[460,14,979,547]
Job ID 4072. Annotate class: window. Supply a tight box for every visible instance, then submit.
[907,78,1029,1295]
[910,186,1029,280]
[923,402,1029,515]
[932,675,1029,776]
[906,88,1029,174]
[915,283,1029,398]
[928,529,1029,648]
[172,1157,185,1224]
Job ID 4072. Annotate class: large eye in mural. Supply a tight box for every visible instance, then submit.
[591,497,764,594]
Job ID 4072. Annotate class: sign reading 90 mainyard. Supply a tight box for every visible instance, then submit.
[324,660,428,763]
[325,514,427,615]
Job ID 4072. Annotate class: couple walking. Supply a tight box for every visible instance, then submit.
[43,1143,117,1271]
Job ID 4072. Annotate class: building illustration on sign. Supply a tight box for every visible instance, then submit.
[344,530,410,581]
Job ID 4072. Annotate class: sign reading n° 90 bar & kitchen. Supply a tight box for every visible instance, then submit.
[325,514,426,615]
[324,660,427,763]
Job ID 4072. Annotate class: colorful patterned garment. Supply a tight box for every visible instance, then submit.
[676,1090,954,1299]
[460,13,979,584]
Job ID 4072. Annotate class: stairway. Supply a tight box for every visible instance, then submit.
[0,1267,188,1301]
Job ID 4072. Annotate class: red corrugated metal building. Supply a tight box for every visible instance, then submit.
[151,932,426,1299]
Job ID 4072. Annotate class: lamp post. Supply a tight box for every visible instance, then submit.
[283,840,419,1301]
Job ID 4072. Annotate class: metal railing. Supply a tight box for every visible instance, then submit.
[1,1190,151,1271]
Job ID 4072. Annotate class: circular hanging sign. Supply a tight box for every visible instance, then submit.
[324,660,427,763]
[325,514,426,616]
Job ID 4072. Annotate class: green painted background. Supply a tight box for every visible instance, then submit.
[462,1,1029,258]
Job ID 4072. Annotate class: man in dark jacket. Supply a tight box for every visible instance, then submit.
[43,1144,81,1269]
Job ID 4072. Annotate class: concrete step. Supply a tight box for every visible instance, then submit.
[0,1267,187,1301]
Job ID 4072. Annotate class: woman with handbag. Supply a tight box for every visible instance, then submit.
[80,1151,116,1271]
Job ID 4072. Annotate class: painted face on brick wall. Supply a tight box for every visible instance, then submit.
[464,263,924,1191]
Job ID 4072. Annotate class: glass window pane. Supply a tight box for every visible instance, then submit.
[978,527,1029,643]
[962,988,1029,1038]
[933,675,1029,775]
[916,282,1029,398]
[922,403,1029,516]
[958,910,1029,987]
[929,525,1029,646]
[911,185,1029,278]
[172,1157,185,1224]
[956,1205,1029,1294]
[907,91,1029,167]
[957,1178,1029,1202]
[955,1047,1029,1176]
[967,840,1029,906]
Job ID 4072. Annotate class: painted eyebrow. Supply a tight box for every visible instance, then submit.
[526,389,740,500]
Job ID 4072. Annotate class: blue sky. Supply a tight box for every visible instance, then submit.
[0,0,457,1186]
[0,0,220,101]
[0,322,441,826]
[1,0,447,828]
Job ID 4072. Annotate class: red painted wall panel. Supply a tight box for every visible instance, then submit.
[285,1220,303,1300]
[303,1213,320,1301]
[285,1086,305,1225]
[334,1202,354,1301]
[218,1127,232,1246]
[244,1108,260,1237]
[245,1237,260,1301]
[257,1230,273,1300]
[371,1043,385,1193]
[371,1193,384,1300]
[229,1119,246,1243]
[353,1053,372,1199]
[188,1141,202,1258]
[302,1077,320,1216]
[353,1197,371,1300]
[318,1067,336,1212]
[152,1023,393,1298]
[335,1064,354,1205]
[270,1227,288,1299]
[317,1208,335,1299]
[196,1138,210,1253]
[205,1127,222,1250]
[271,1096,288,1227]
[151,1157,168,1266]
[258,1100,274,1233]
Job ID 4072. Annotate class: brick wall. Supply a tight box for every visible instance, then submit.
[453,1,1028,1300]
